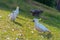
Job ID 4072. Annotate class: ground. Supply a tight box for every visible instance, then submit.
[0,0,60,40]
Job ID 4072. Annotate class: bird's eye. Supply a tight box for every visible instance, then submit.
[33,20,35,22]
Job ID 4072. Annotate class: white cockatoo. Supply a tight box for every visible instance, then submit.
[13,6,19,17]
[8,6,19,21]
[33,18,51,33]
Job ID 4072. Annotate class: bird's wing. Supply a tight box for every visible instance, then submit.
[38,23,49,31]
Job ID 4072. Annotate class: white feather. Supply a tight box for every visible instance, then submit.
[8,6,19,21]
[33,18,50,32]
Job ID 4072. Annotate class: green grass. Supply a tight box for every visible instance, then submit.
[0,0,60,40]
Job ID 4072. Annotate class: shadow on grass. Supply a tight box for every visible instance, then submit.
[13,21,23,26]
[44,33,53,39]
[39,32,53,40]
[17,17,26,21]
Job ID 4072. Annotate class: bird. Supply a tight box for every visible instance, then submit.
[8,6,19,21]
[30,9,43,17]
[13,6,19,17]
[33,18,51,34]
